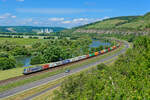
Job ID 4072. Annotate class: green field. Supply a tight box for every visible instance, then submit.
[0,43,126,93]
[0,38,48,45]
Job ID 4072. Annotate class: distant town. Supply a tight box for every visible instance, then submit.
[37,28,53,33]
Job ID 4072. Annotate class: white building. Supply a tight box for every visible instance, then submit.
[38,28,53,33]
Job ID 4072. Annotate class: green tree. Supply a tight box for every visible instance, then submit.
[97,63,107,71]
[30,55,42,65]
[0,57,16,70]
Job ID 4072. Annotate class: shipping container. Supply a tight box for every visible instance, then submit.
[55,61,63,66]
[43,64,49,69]
[78,55,86,60]
[82,55,87,59]
[116,44,120,47]
[49,63,54,68]
[101,50,104,54]
[99,51,101,54]
[69,58,74,62]
[106,49,108,52]
[110,47,113,50]
[86,54,90,58]
[51,63,57,67]
[104,49,106,53]
[62,59,70,64]
[95,52,99,56]
[91,53,95,56]
[89,54,92,57]
[112,46,116,49]
[76,57,81,61]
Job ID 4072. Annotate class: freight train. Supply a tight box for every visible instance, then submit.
[23,44,120,75]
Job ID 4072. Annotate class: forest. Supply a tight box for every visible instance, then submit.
[0,36,92,70]
[53,36,150,100]
[0,33,114,70]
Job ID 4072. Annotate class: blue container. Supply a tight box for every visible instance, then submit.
[62,59,70,64]
[99,51,101,54]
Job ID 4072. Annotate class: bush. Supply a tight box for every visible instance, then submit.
[0,57,16,70]
[97,63,107,70]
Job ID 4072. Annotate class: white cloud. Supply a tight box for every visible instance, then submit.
[0,13,17,19]
[61,21,72,24]
[73,18,89,22]
[11,16,17,18]
[48,18,64,21]
[16,0,24,2]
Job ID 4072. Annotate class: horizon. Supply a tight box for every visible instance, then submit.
[0,0,150,28]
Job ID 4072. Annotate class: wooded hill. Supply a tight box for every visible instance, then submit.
[0,26,66,33]
[82,12,150,31]
[73,12,150,35]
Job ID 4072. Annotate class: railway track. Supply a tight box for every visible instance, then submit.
[0,43,121,86]
[0,41,130,99]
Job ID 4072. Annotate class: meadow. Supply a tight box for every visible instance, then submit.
[0,37,48,45]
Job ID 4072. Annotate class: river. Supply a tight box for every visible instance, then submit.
[16,40,111,67]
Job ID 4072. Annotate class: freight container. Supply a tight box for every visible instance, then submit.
[72,57,77,62]
[99,51,101,54]
[79,55,86,60]
[89,54,92,57]
[73,57,77,61]
[103,49,106,53]
[49,63,54,68]
[116,44,120,47]
[62,59,70,64]
[95,52,99,56]
[113,46,116,49]
[55,61,63,66]
[51,63,57,67]
[110,47,113,50]
[76,57,80,61]
[91,53,95,56]
[82,55,87,59]
[101,50,104,54]
[86,54,90,58]
[69,58,74,62]
[43,64,49,69]
[78,56,82,60]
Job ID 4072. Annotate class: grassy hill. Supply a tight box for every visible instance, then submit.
[81,12,150,31]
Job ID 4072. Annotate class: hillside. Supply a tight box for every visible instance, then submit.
[0,26,66,33]
[54,37,150,100]
[77,12,150,32]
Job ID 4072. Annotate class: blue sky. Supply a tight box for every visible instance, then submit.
[0,0,150,28]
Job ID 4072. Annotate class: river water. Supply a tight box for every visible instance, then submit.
[16,40,111,67]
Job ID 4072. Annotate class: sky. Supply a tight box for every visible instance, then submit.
[0,0,150,28]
